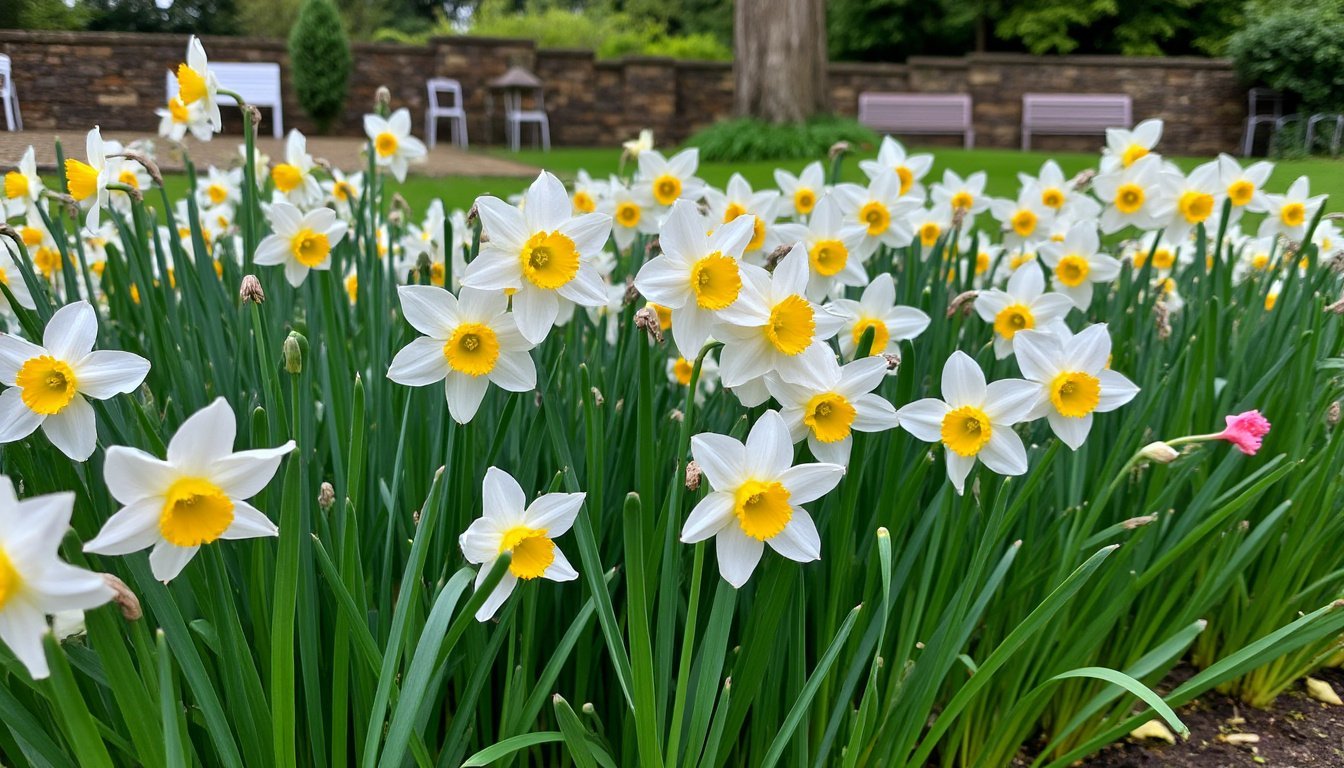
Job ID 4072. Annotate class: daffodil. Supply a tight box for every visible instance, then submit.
[907,204,953,253]
[156,94,212,143]
[1013,325,1139,449]
[766,354,898,465]
[196,165,241,211]
[172,36,222,133]
[832,173,920,260]
[704,173,780,259]
[773,194,869,300]
[622,129,654,158]
[712,244,843,391]
[459,467,583,621]
[1017,160,1099,220]
[637,148,704,208]
[774,161,827,219]
[323,169,364,219]
[63,126,111,233]
[1093,155,1170,234]
[1038,222,1121,310]
[387,286,536,423]
[600,177,659,253]
[858,136,933,198]
[461,172,613,344]
[0,246,36,312]
[84,398,295,582]
[364,108,427,183]
[827,273,930,360]
[932,170,990,220]
[990,187,1055,248]
[1101,118,1163,172]
[1160,161,1222,241]
[634,199,758,359]
[254,202,349,287]
[1217,154,1272,224]
[667,351,719,404]
[0,301,150,461]
[0,476,114,680]
[270,130,322,208]
[973,261,1074,359]
[896,351,1039,494]
[570,170,607,215]
[3,146,44,218]
[1252,176,1325,240]
[680,409,844,587]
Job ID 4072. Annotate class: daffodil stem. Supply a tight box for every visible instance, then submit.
[666,541,705,767]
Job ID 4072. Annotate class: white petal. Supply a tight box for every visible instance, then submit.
[83,498,162,555]
[0,601,51,679]
[149,541,200,582]
[474,567,517,622]
[946,452,975,495]
[941,351,986,407]
[1047,411,1092,450]
[769,509,821,562]
[482,466,527,524]
[445,372,490,424]
[524,492,585,537]
[681,492,734,543]
[897,398,949,443]
[0,334,46,385]
[43,301,98,361]
[489,350,536,393]
[461,250,523,292]
[980,429,1029,476]
[220,500,279,540]
[102,446,175,504]
[851,394,899,432]
[777,463,845,504]
[512,288,559,345]
[744,410,794,478]
[41,395,96,461]
[1096,369,1140,412]
[72,351,149,400]
[0,386,43,444]
[715,525,764,588]
[388,337,450,387]
[209,443,295,499]
[983,379,1040,426]
[691,432,748,491]
[167,398,236,473]
[398,285,458,338]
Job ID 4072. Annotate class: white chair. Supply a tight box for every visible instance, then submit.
[0,55,22,132]
[426,78,468,149]
[503,89,549,152]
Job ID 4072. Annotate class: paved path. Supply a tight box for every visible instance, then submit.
[0,130,539,178]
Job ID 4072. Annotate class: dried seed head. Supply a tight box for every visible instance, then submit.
[242,104,262,129]
[634,307,664,343]
[1325,296,1344,315]
[1327,401,1341,427]
[590,386,604,406]
[467,203,479,227]
[110,151,163,188]
[645,236,662,258]
[240,274,266,304]
[102,573,142,620]
[950,205,968,230]
[829,141,852,161]
[946,290,979,318]
[318,482,336,511]
[1068,168,1097,193]
[1154,301,1172,341]
[765,244,792,272]
[882,351,901,372]
[669,408,684,422]
[1122,515,1157,529]
[685,460,702,492]
[623,275,641,306]
[375,86,391,115]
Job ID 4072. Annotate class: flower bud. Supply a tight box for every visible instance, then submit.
[685,460,702,492]
[240,274,265,304]
[283,332,304,374]
[1139,441,1179,464]
[318,482,335,511]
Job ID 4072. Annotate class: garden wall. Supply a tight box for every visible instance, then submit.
[0,29,1245,156]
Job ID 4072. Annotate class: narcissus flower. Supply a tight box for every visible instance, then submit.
[827,273,929,360]
[635,199,757,359]
[196,165,242,211]
[0,301,150,460]
[1160,161,1222,242]
[681,410,844,587]
[705,173,780,258]
[712,244,843,391]
[3,146,44,218]
[461,172,613,344]
[858,136,933,198]
[270,130,322,208]
[255,202,349,287]
[775,161,827,219]
[932,170,990,219]
[1038,222,1121,310]
[1253,176,1325,240]
[623,129,654,158]
[0,246,36,312]
[1217,153,1272,223]
[1101,118,1163,172]
[600,178,659,253]
[388,286,536,423]
[766,354,899,465]
[973,261,1074,359]
[63,126,110,233]
[459,467,583,621]
[833,172,920,261]
[1093,155,1169,234]
[84,398,294,582]
[0,476,114,680]
[990,187,1056,248]
[773,194,868,300]
[174,35,222,133]
[1013,325,1139,449]
[896,351,1039,494]
[364,108,427,183]
[1214,410,1271,455]
[637,148,704,208]
[1018,159,1099,220]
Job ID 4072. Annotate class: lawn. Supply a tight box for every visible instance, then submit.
[148,145,1344,218]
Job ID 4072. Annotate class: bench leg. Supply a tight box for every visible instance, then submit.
[965,128,973,150]
[426,114,436,149]
[1021,128,1030,151]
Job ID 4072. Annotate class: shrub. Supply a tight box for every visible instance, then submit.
[288,0,352,133]
[686,115,880,162]
[1228,0,1344,113]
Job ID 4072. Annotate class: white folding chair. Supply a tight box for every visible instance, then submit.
[0,55,22,132]
[426,78,468,149]
[503,88,549,152]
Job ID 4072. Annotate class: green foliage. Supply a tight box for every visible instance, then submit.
[1228,0,1344,113]
[0,0,91,30]
[686,116,879,162]
[288,0,352,133]
[82,0,237,33]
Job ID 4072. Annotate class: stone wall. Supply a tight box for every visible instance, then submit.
[0,29,1246,156]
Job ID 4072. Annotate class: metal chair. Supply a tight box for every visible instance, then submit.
[1241,88,1283,157]
[503,89,550,152]
[1306,113,1344,156]
[425,78,468,149]
[0,55,22,132]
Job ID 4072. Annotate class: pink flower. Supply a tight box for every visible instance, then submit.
[1214,410,1271,455]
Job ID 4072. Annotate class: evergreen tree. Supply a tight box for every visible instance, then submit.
[288,0,352,133]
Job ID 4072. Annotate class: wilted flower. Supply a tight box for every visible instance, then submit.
[1214,410,1272,456]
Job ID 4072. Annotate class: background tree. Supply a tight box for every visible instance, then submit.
[733,0,827,123]
[289,0,352,133]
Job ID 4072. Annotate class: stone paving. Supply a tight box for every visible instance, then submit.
[0,130,539,178]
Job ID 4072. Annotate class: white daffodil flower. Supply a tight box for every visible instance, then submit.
[932,170,991,219]
[1014,324,1140,450]
[570,170,607,215]
[84,398,295,583]
[831,173,921,261]
[704,173,780,260]
[637,148,704,209]
[667,352,720,404]
[323,169,364,219]
[681,410,844,587]
[156,94,212,144]
[896,351,1039,495]
[827,273,929,360]
[634,199,757,360]
[858,136,933,199]
[1160,160,1223,242]
[0,245,36,312]
[1017,160,1100,221]
[387,286,536,424]
[459,467,583,621]
[990,186,1056,248]
[197,165,242,211]
[0,302,150,461]
[712,244,843,391]
[63,126,111,234]
[908,204,954,253]
[1093,155,1170,234]
[774,161,827,219]
[0,476,114,680]
[1217,153,1273,224]
[364,108,427,183]
[461,172,614,345]
[271,130,323,208]
[773,194,868,301]
[1252,176,1326,240]
[766,354,899,465]
[1038,222,1122,310]
[973,261,1074,359]
[1101,118,1163,172]
[174,35,222,133]
[3,146,45,218]
[623,129,654,158]
[255,202,349,287]
[599,177,659,253]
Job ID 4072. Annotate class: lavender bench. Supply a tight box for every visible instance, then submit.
[1021,93,1131,150]
[857,93,974,149]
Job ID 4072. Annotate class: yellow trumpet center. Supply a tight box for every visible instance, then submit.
[176,63,207,105]
[65,159,99,202]
[859,201,890,236]
[159,477,235,547]
[919,222,941,248]
[649,303,672,331]
[804,392,857,443]
[993,303,1035,340]
[1055,254,1090,287]
[689,252,741,310]
[1152,248,1175,270]
[941,405,992,457]
[498,525,554,579]
[1114,184,1145,215]
[207,183,229,205]
[443,322,500,377]
[572,190,595,213]
[793,187,816,216]
[1049,371,1101,418]
[4,171,29,200]
[615,201,642,228]
[1041,187,1065,209]
[375,132,398,158]
[272,164,303,193]
[333,181,354,202]
[653,174,682,206]
[290,228,331,268]
[16,355,78,415]
[733,479,792,540]
[1120,144,1148,168]
[673,357,695,386]
[168,96,189,123]
[809,238,848,277]
[1011,209,1038,238]
[1281,202,1306,228]
[950,191,974,211]
[850,317,889,355]
[764,295,815,356]
[895,166,914,196]
[0,549,22,611]
[1227,179,1254,207]
[520,230,580,290]
[1178,191,1214,224]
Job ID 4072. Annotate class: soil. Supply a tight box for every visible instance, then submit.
[1081,667,1344,767]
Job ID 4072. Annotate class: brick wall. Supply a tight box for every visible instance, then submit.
[0,30,1246,156]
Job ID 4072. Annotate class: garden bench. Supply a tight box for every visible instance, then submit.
[857,93,974,148]
[165,62,284,138]
[1020,93,1131,149]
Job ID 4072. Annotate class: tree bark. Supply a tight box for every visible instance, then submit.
[733,0,828,123]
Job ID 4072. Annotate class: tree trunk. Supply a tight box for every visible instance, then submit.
[733,0,828,123]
